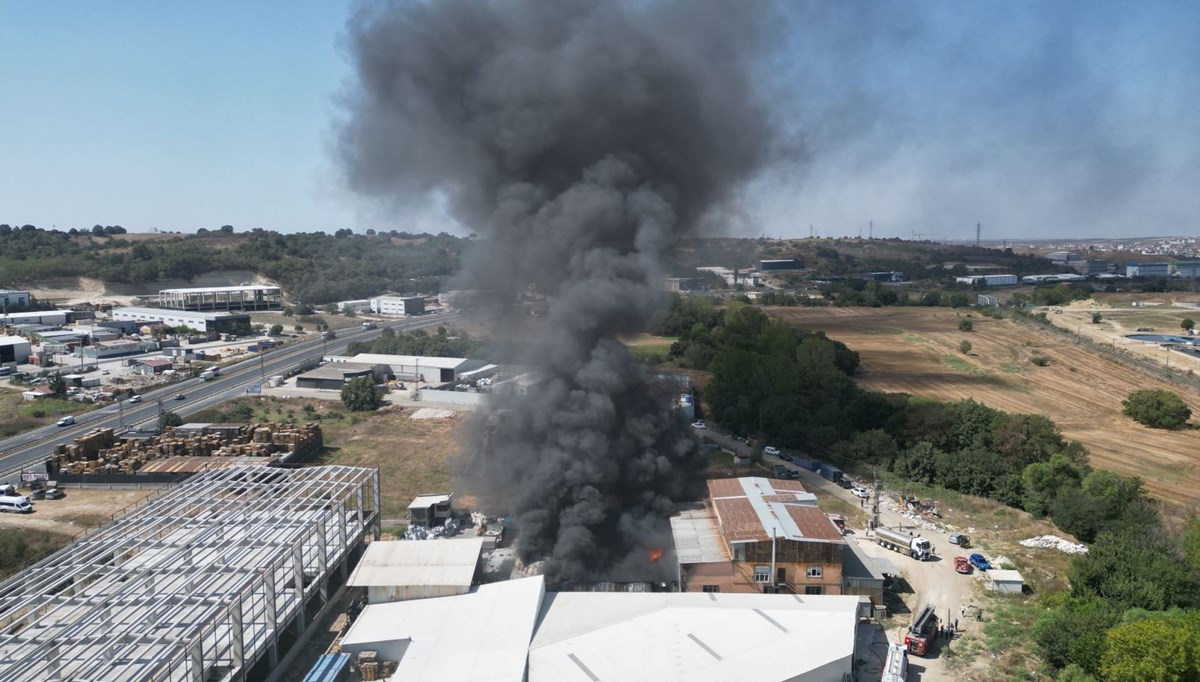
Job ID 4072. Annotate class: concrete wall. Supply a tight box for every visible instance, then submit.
[418,389,487,407]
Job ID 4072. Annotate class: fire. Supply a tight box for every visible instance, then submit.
[648,549,664,563]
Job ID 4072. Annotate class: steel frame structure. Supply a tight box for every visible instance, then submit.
[0,465,380,681]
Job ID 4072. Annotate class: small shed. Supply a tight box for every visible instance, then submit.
[408,493,453,527]
[347,538,484,604]
[988,569,1025,594]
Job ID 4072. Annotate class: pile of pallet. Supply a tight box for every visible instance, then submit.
[53,422,324,476]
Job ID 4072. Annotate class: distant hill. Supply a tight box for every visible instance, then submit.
[0,225,465,304]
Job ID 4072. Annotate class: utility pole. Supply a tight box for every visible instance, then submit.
[869,221,873,240]
[870,467,882,530]
[975,222,981,247]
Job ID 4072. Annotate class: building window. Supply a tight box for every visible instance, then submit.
[807,566,823,579]
[805,586,823,595]
[702,585,720,593]
[753,565,770,583]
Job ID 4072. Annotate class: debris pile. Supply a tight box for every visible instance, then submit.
[1019,535,1089,554]
[409,408,457,420]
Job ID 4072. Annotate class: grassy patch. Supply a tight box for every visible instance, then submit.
[0,529,75,580]
[0,391,99,438]
[1001,364,1026,374]
[979,598,1043,676]
[623,335,676,364]
[943,354,989,376]
[861,327,903,335]
[904,335,928,343]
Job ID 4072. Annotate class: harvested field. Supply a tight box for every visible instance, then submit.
[768,306,1200,508]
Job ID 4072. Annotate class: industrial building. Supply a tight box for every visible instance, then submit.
[0,289,30,309]
[1176,262,1200,278]
[759,258,805,271]
[338,574,861,682]
[1070,259,1113,275]
[0,335,31,365]
[1022,273,1086,284]
[82,339,151,359]
[295,362,392,390]
[0,465,381,681]
[955,274,1019,287]
[368,295,425,316]
[662,276,704,292]
[110,306,251,333]
[347,538,484,604]
[1126,262,1172,278]
[671,477,846,595]
[0,309,70,327]
[157,284,282,311]
[333,353,496,385]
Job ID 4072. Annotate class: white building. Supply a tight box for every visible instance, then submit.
[109,307,250,333]
[0,290,31,309]
[332,353,496,385]
[0,310,69,326]
[339,575,861,682]
[157,284,282,311]
[0,335,32,365]
[988,569,1025,594]
[955,274,1019,287]
[347,538,484,604]
[369,295,426,316]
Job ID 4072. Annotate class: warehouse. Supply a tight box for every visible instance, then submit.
[347,538,484,604]
[295,362,392,390]
[109,306,251,333]
[368,295,425,316]
[0,309,69,326]
[337,352,496,385]
[157,284,282,311]
[339,574,861,681]
[0,289,30,309]
[759,258,805,271]
[0,465,381,682]
[82,339,149,359]
[1126,262,1172,278]
[0,335,31,365]
[955,274,1019,287]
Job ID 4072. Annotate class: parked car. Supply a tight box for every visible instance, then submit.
[763,446,781,456]
[786,469,801,480]
[968,553,992,571]
[949,533,970,548]
[777,452,793,462]
[691,420,707,430]
[954,556,972,574]
[174,394,186,401]
[128,395,143,404]
[56,416,75,427]
[838,478,854,489]
[851,487,870,499]
[44,488,65,500]
[100,370,110,375]
[773,464,788,477]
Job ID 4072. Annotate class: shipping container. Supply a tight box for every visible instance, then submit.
[792,457,818,471]
[819,463,844,483]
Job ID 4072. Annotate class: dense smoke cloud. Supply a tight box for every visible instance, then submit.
[338,0,775,581]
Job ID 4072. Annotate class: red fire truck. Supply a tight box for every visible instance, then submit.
[904,604,940,656]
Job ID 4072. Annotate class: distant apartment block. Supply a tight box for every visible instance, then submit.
[758,258,805,271]
[1126,262,1172,278]
[158,285,282,311]
[0,290,31,309]
[369,296,425,316]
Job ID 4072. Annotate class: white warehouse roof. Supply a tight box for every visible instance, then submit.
[347,538,484,589]
[158,284,279,294]
[989,569,1024,583]
[528,592,860,682]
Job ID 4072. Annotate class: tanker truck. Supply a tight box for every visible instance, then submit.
[876,526,933,560]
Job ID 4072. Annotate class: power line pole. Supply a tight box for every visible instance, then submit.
[975,222,981,247]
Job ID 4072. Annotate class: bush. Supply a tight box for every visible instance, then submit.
[958,319,974,332]
[958,340,972,354]
[268,324,284,336]
[1031,355,1051,367]
[1183,318,1195,331]
[1092,312,1102,324]
[1122,389,1191,429]
[158,411,183,429]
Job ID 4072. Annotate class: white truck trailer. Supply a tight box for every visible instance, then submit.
[876,527,933,560]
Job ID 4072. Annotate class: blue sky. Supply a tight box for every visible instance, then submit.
[1,1,1198,240]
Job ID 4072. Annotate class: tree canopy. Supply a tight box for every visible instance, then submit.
[1123,389,1191,429]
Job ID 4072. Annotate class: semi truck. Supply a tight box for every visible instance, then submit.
[198,367,219,382]
[904,605,939,656]
[876,526,933,560]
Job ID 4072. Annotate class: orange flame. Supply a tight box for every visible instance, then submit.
[648,549,664,563]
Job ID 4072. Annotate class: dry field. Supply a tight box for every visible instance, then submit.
[768,306,1200,509]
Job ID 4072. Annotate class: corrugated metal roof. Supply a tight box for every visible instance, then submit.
[670,507,730,564]
[347,538,483,588]
[408,493,452,509]
[708,477,834,544]
[988,569,1024,583]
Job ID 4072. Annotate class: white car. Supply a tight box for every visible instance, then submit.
[128,395,143,404]
[852,487,871,499]
[763,446,781,456]
[691,421,707,430]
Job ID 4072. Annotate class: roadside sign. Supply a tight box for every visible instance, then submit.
[245,384,262,394]
[21,472,49,482]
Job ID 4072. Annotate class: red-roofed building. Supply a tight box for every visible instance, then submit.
[671,477,846,595]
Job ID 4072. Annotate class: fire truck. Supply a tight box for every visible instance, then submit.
[904,604,940,656]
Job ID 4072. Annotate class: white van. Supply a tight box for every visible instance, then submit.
[56,416,75,427]
[0,496,33,514]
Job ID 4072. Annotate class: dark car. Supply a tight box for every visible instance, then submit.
[786,468,801,479]
[949,533,970,548]
[777,452,793,462]
[174,394,186,401]
[773,464,788,477]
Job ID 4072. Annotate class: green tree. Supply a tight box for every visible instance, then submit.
[959,339,972,354]
[340,376,382,412]
[268,324,284,336]
[1033,598,1118,674]
[1122,389,1191,429]
[842,429,899,466]
[1183,317,1196,331]
[1022,453,1088,517]
[48,374,67,399]
[1186,518,1200,572]
[1101,611,1200,682]
[1070,528,1200,611]
[1057,664,1099,682]
[342,305,357,318]
[1092,312,1102,324]
[323,303,339,315]
[158,411,183,429]
[958,318,974,332]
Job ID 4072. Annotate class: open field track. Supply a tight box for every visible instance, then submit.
[768,306,1200,509]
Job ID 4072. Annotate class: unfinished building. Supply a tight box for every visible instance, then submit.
[0,465,380,681]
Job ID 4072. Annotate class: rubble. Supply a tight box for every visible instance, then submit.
[410,407,457,420]
[1019,535,1089,554]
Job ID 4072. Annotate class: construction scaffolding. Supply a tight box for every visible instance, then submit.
[0,465,381,682]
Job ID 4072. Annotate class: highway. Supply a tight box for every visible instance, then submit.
[0,312,462,478]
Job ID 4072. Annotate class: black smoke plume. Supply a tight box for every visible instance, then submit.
[338,0,776,582]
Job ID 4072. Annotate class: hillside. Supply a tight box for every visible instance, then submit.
[0,225,465,304]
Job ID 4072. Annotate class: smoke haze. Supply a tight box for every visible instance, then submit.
[338,0,776,581]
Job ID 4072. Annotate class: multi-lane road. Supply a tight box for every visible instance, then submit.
[0,312,462,478]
